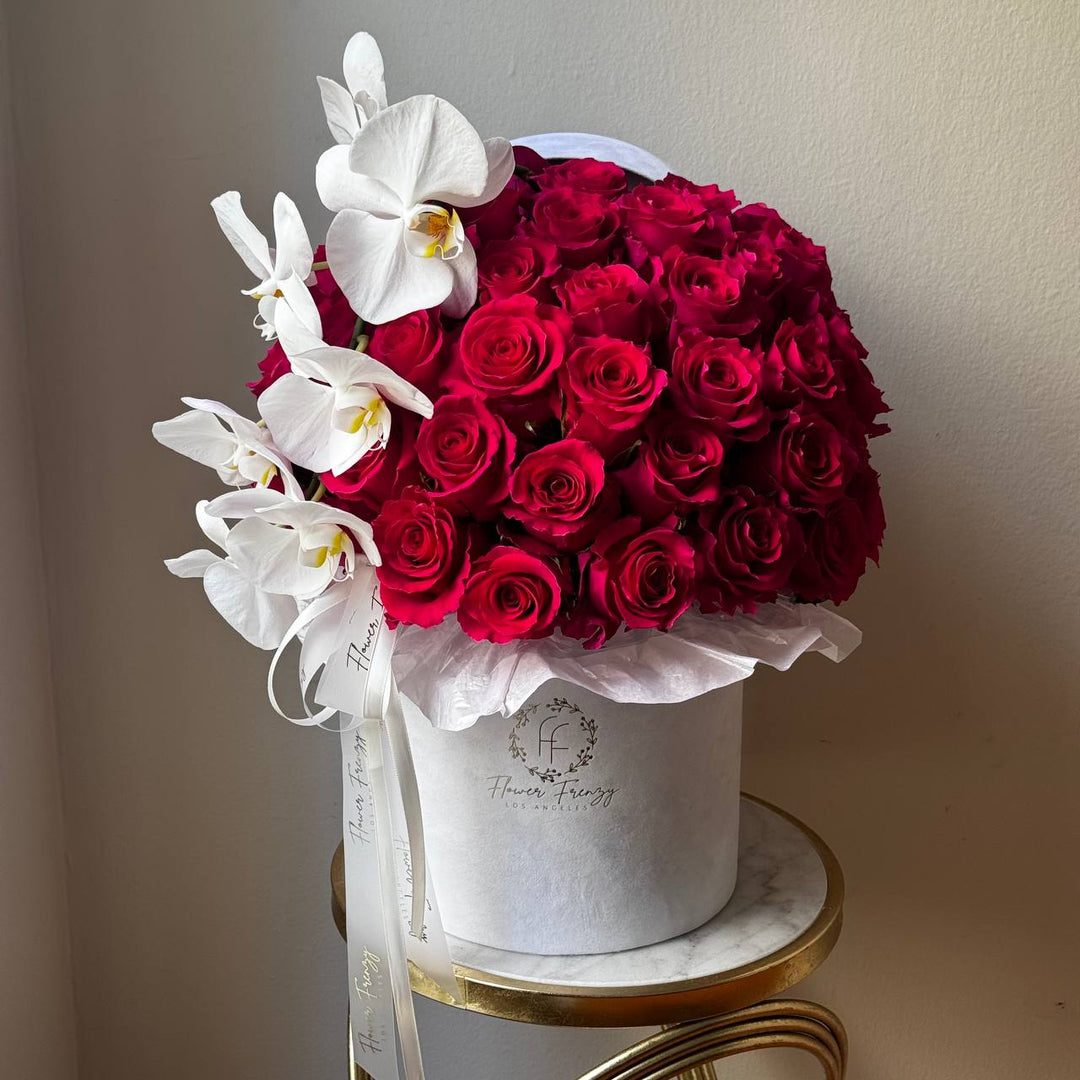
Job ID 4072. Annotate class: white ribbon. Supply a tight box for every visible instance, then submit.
[266,563,457,1080]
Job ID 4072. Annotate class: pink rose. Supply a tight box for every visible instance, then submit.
[457,546,562,643]
[561,337,667,459]
[791,496,873,604]
[747,411,857,507]
[506,438,616,550]
[373,489,471,628]
[527,187,620,269]
[770,316,839,402]
[554,263,659,343]
[824,311,890,438]
[665,250,759,336]
[696,488,804,614]
[321,413,421,518]
[460,174,531,245]
[618,411,725,522]
[450,296,570,416]
[669,329,776,439]
[620,175,737,258]
[416,394,515,520]
[535,157,627,198]
[583,519,695,640]
[477,237,559,302]
[368,308,444,397]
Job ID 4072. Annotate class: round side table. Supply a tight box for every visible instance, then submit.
[331,794,846,1079]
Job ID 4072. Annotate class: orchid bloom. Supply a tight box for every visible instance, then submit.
[256,297,432,475]
[205,487,380,601]
[316,93,515,324]
[317,31,387,144]
[152,397,305,500]
[211,191,318,340]
[165,501,300,649]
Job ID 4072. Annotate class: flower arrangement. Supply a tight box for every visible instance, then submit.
[155,31,887,657]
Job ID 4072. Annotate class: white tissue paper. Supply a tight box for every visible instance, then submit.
[392,600,861,732]
[392,602,859,955]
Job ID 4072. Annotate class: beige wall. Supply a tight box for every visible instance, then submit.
[0,8,78,1080]
[5,1,1078,1077]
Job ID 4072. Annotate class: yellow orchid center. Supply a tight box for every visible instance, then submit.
[304,528,348,569]
[407,205,463,260]
[348,397,387,434]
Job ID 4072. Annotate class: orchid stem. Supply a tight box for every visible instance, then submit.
[309,481,326,504]
[311,260,329,272]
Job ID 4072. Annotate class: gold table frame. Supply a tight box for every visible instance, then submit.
[332,794,846,1078]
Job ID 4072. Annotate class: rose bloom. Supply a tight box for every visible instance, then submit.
[527,187,621,268]
[669,329,775,439]
[554,263,658,343]
[373,489,471,628]
[621,175,737,258]
[450,295,570,418]
[696,488,804,614]
[535,157,627,198]
[665,249,759,336]
[320,413,421,518]
[824,311,890,438]
[457,546,562,644]
[415,394,516,520]
[506,438,616,550]
[749,411,857,508]
[584,519,695,640]
[460,173,531,245]
[618,411,725,522]
[770,316,839,402]
[367,308,444,397]
[791,497,872,604]
[560,337,667,459]
[477,237,559,302]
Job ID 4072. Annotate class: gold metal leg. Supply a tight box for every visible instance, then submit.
[576,1000,848,1080]
[348,1000,847,1079]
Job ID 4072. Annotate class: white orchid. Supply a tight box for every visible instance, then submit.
[256,297,432,476]
[317,31,387,145]
[165,501,300,649]
[211,190,318,340]
[317,93,515,324]
[153,397,305,500]
[206,487,380,600]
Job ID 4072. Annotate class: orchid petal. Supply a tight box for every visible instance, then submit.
[258,501,380,566]
[195,499,230,549]
[271,192,314,282]
[257,374,339,473]
[444,138,514,208]
[211,191,272,279]
[274,290,328,359]
[326,208,453,324]
[299,345,430,415]
[255,294,278,339]
[342,31,387,112]
[152,408,235,468]
[318,76,360,144]
[205,485,286,520]
[165,549,221,579]
[203,559,299,649]
[316,145,403,216]
[347,95,489,207]
[441,238,478,319]
[227,515,332,599]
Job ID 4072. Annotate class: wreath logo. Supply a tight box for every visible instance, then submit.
[508,696,599,783]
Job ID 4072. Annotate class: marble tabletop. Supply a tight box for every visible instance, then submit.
[448,796,829,990]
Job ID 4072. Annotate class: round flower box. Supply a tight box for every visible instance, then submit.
[407,678,743,955]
